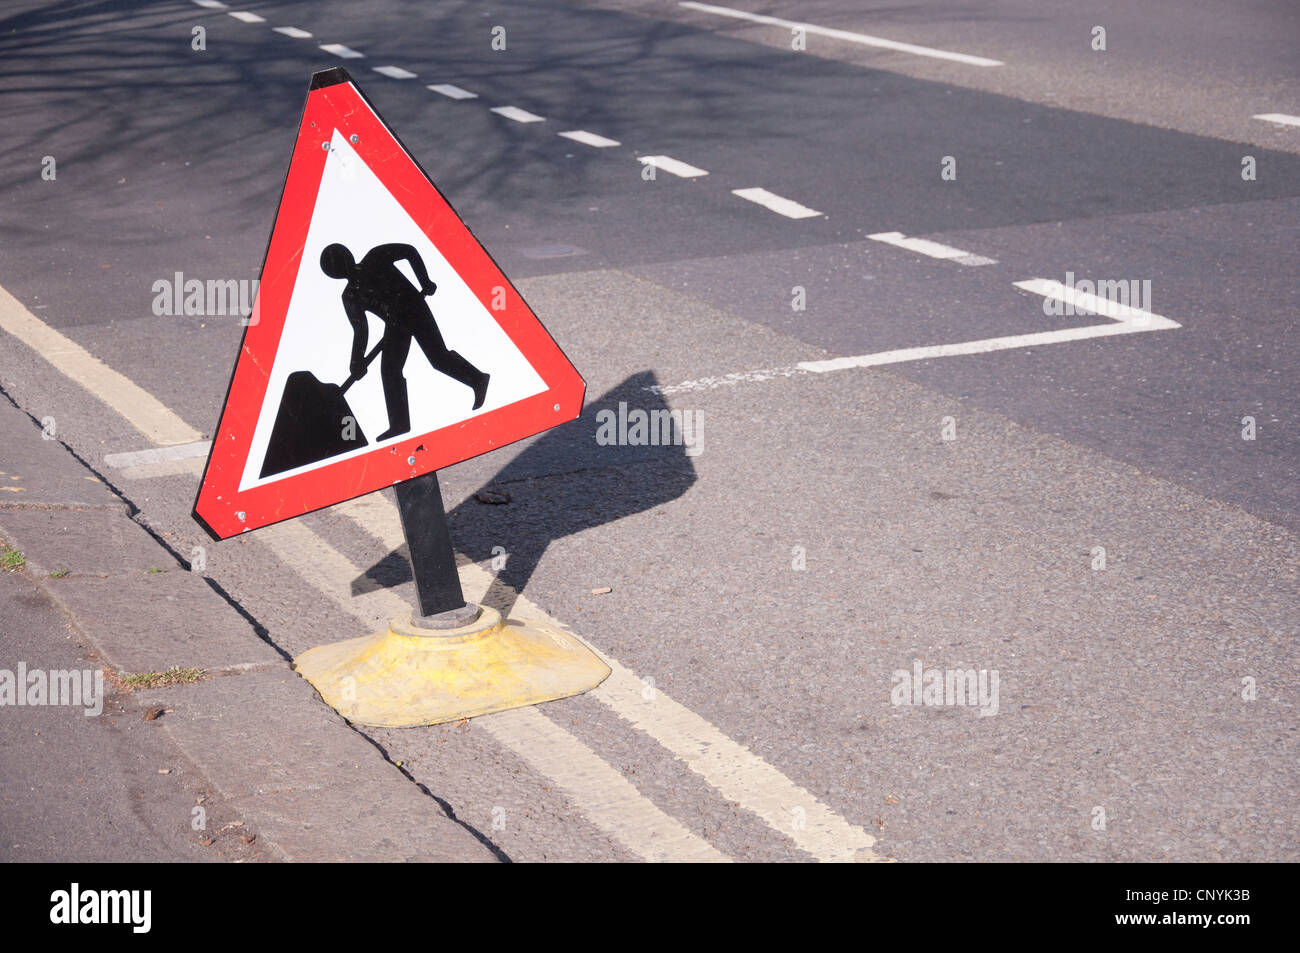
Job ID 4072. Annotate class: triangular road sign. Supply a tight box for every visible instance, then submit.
[194,68,585,540]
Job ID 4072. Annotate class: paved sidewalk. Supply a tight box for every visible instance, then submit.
[0,392,496,862]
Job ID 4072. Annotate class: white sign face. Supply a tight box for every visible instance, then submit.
[239,129,547,491]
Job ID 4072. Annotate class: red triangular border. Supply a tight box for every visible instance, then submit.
[193,68,584,540]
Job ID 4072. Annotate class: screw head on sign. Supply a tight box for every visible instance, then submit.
[236,511,246,522]
[321,141,329,151]
[553,403,561,412]
[407,456,416,465]
[350,134,359,144]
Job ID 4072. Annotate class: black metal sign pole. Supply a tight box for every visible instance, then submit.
[394,470,477,627]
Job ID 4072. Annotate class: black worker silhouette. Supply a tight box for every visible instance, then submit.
[258,242,489,479]
[323,242,490,438]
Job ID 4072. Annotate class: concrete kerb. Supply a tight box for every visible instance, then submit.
[0,392,498,863]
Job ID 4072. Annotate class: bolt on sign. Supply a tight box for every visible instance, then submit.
[193,68,584,540]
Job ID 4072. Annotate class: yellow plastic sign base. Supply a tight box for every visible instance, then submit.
[293,606,610,728]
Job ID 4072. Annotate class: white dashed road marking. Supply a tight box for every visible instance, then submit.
[732,187,822,219]
[638,155,708,178]
[490,105,546,123]
[191,0,227,8]
[868,231,997,266]
[428,83,478,100]
[273,26,312,39]
[227,11,264,23]
[373,65,417,80]
[559,130,622,148]
[679,1,1005,67]
[320,43,364,59]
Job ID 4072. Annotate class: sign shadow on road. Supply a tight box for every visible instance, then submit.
[351,370,697,616]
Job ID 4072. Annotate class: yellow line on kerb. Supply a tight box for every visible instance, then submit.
[0,284,201,446]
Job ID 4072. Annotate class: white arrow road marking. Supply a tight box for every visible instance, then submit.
[644,278,1182,391]
[1252,113,1300,127]
[1010,278,1179,328]
[801,279,1179,373]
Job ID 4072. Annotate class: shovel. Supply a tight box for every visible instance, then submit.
[259,341,382,479]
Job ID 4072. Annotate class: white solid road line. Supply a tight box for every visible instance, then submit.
[0,285,201,446]
[273,27,312,39]
[478,708,731,862]
[227,11,264,23]
[732,187,822,219]
[679,1,1004,67]
[638,155,708,178]
[428,83,478,100]
[320,43,364,59]
[373,65,417,80]
[0,277,885,862]
[1252,113,1300,127]
[103,441,212,469]
[261,514,729,862]
[0,282,795,861]
[868,231,997,266]
[559,130,622,148]
[337,493,887,863]
[588,664,883,862]
[490,105,546,123]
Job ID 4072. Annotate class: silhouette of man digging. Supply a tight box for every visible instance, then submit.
[320,242,490,440]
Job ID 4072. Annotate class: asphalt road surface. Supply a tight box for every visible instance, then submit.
[1,0,1296,863]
